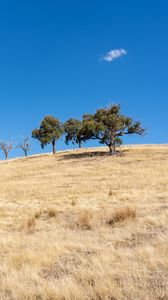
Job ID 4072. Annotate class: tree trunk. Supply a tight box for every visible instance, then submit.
[79,140,82,148]
[5,152,8,160]
[52,140,56,154]
[108,144,116,155]
[24,150,28,157]
[109,145,113,155]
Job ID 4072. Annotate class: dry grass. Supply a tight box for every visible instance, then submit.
[76,209,93,230]
[47,207,58,218]
[107,206,136,225]
[0,145,168,299]
[23,215,36,234]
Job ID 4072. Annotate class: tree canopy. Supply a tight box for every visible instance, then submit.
[81,104,145,154]
[64,118,86,148]
[32,115,63,154]
[0,104,145,159]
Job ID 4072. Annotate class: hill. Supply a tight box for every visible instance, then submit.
[0,145,168,300]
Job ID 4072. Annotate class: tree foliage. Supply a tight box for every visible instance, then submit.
[32,115,63,154]
[64,118,85,148]
[82,104,145,154]
[0,104,145,159]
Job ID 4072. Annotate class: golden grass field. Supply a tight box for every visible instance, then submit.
[0,145,168,300]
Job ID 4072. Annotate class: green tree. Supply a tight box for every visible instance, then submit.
[64,118,85,148]
[32,115,63,154]
[82,104,145,154]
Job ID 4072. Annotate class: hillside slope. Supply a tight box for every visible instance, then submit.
[0,145,168,300]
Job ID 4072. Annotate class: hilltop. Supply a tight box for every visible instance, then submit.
[0,145,168,300]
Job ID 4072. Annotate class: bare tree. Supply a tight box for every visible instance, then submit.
[0,142,13,159]
[17,137,31,157]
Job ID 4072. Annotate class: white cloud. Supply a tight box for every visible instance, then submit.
[101,48,127,62]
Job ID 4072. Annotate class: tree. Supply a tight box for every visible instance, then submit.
[82,104,145,154]
[17,137,31,157]
[64,118,85,148]
[0,142,13,159]
[32,115,63,154]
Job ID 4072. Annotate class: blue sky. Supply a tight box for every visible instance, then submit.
[0,0,168,157]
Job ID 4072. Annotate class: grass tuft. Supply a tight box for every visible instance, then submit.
[24,216,36,233]
[47,208,58,218]
[77,209,93,230]
[107,206,136,225]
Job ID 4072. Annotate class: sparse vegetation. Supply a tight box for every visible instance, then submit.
[107,206,136,225]
[34,210,42,219]
[17,137,31,157]
[0,141,13,159]
[23,215,36,234]
[0,145,168,299]
[47,207,58,218]
[77,209,93,230]
[0,104,145,159]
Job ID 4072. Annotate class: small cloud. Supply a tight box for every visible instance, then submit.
[100,48,127,62]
